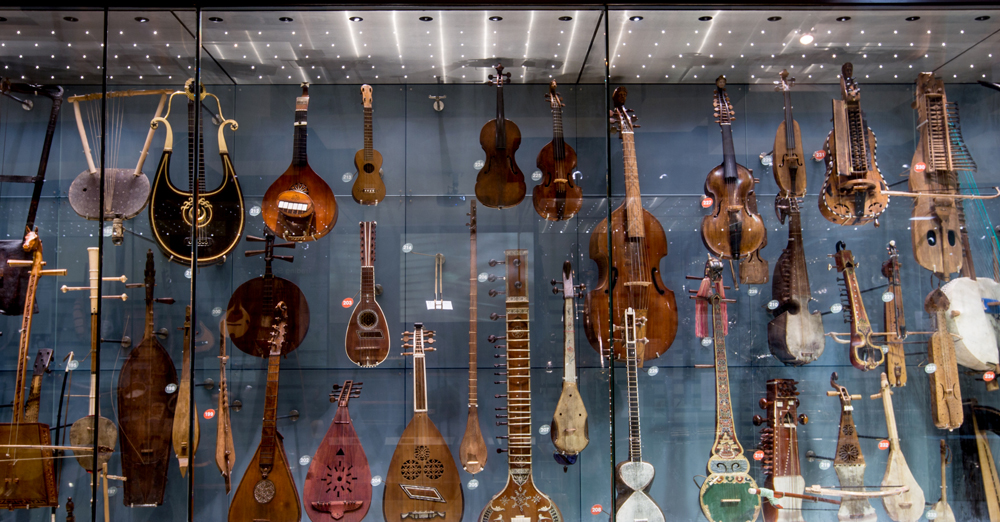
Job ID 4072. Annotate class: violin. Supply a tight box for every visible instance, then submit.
[819,63,889,226]
[351,84,386,205]
[772,70,806,198]
[475,63,525,209]
[533,81,582,221]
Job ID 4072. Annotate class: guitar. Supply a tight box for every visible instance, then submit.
[475,63,525,209]
[584,86,677,363]
[480,249,563,522]
[819,63,889,226]
[262,83,338,241]
[533,81,582,221]
[227,234,309,357]
[304,380,371,522]
[551,261,589,462]
[384,324,464,522]
[171,305,200,477]
[881,241,908,386]
[345,221,390,367]
[460,201,488,474]
[229,302,302,522]
[925,289,963,430]
[753,379,806,522]
[931,440,955,522]
[351,84,386,205]
[827,372,876,522]
[695,256,761,522]
[614,307,664,522]
[149,83,245,265]
[117,250,178,507]
[772,70,806,199]
[216,319,236,493]
[831,241,883,371]
[870,373,925,522]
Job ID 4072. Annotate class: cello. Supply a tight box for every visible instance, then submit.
[533,81,582,221]
[475,63,525,209]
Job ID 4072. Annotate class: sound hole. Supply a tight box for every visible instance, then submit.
[424,460,444,480]
[926,230,937,246]
[401,459,421,480]
[358,310,378,329]
[947,230,956,246]
[363,163,375,174]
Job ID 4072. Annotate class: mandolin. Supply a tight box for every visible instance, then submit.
[694,256,761,522]
[216,319,236,493]
[262,83,338,241]
[384,323,464,522]
[171,305,200,477]
[932,440,956,522]
[0,231,63,510]
[149,83,245,265]
[229,302,302,522]
[753,379,806,522]
[351,84,386,205]
[614,307,665,522]
[702,76,767,267]
[118,250,178,507]
[819,63,889,227]
[227,234,309,357]
[881,241,908,386]
[460,201,488,474]
[551,261,589,464]
[767,196,824,366]
[831,241,883,371]
[304,380,371,522]
[827,372,876,522]
[584,86,677,363]
[481,249,563,522]
[475,63,525,209]
[345,221,390,367]
[871,372,924,522]
[925,289,963,430]
[533,81,582,221]
[772,70,806,199]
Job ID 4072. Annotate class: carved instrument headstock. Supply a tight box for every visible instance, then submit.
[505,250,528,299]
[331,380,363,408]
[466,200,477,233]
[32,348,54,377]
[489,63,511,87]
[832,240,857,274]
[610,86,638,136]
[753,379,803,475]
[245,233,296,266]
[713,75,735,126]
[545,80,564,109]
[841,62,860,102]
[551,260,585,299]
[300,82,309,97]
[267,301,289,357]
[775,69,795,92]
[401,323,436,357]
[361,84,373,109]
[142,249,174,307]
[827,371,861,409]
[360,221,377,266]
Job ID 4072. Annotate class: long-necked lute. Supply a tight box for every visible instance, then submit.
[870,372,924,522]
[475,63,525,209]
[351,84,386,205]
[551,261,588,464]
[827,372,876,522]
[171,305,200,477]
[932,439,956,522]
[533,81,582,221]
[831,241,883,370]
[925,289,963,430]
[460,201,488,474]
[754,379,806,522]
[217,319,235,493]
[882,241,908,386]
[345,221,390,367]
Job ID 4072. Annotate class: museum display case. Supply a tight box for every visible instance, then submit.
[2,4,1000,522]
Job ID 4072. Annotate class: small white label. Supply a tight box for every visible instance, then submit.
[299,456,311,466]
[184,268,192,279]
[573,170,582,180]
[701,337,713,347]
[103,225,114,237]
[108,486,117,497]
[249,205,261,217]
[926,509,939,520]
[402,243,413,253]
[830,303,843,314]
[881,345,889,354]
[881,291,894,303]
[760,153,773,167]
[531,170,543,181]
[819,460,831,471]
[925,363,938,374]
[342,172,353,183]
[474,159,485,170]
[647,366,659,376]
[67,360,80,371]
[467,479,479,490]
[371,475,383,487]
[767,300,780,310]
[426,300,454,310]
[539,424,550,435]
[747,287,759,297]
[212,307,222,317]
[478,273,489,283]
[165,383,178,394]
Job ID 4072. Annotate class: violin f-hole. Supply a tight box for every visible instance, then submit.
[608,266,618,293]
[651,268,665,295]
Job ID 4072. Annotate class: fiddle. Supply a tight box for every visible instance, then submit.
[533,81,582,221]
[753,379,807,522]
[475,63,525,209]
[772,70,806,198]
[830,241,883,371]
[881,241,908,386]
[926,289,963,430]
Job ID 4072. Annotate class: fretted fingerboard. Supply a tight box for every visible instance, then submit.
[620,132,645,239]
[259,349,282,473]
[468,219,478,407]
[363,106,374,162]
[710,295,743,460]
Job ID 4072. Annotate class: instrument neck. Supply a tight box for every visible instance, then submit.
[12,257,42,424]
[495,83,507,149]
[881,387,900,444]
[783,91,796,149]
[710,295,740,458]
[259,348,282,474]
[361,266,375,298]
[469,230,478,406]
[940,449,948,503]
[626,339,642,462]
[562,295,576,384]
[720,123,738,181]
[846,104,871,175]
[292,95,308,167]
[552,103,565,160]
[262,261,275,310]
[621,132,645,238]
[187,99,206,192]
[413,339,428,413]
[89,313,99,416]
[505,297,532,480]
[363,106,374,161]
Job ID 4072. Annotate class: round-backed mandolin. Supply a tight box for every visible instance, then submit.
[475,63,525,209]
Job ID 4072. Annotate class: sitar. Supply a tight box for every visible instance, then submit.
[827,372,876,522]
[870,372,924,522]
[831,241,883,371]
[304,380,371,522]
[459,201,488,474]
[551,261,588,463]
[351,84,386,205]
[931,440,955,522]
[216,319,235,493]
[533,81,582,221]
[882,241,908,386]
[345,221,390,367]
[475,63,525,209]
[229,302,302,522]
[925,289,963,430]
[171,305,200,477]
[480,249,563,522]
[753,379,806,522]
[384,323,464,522]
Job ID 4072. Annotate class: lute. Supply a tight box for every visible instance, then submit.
[870,372,924,522]
[533,81,582,221]
[551,261,589,463]
[216,319,236,493]
[931,440,955,522]
[475,63,526,209]
[827,372,876,522]
[345,221,390,367]
[459,201,488,474]
[831,241,883,370]
[351,84,386,205]
[882,241,908,386]
[925,288,963,430]
[171,305,200,477]
[753,379,807,522]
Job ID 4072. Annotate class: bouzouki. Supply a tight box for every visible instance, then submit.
[830,241,883,370]
[584,86,677,363]
[351,84,386,205]
[345,221,390,367]
[262,83,338,241]
[475,63,525,209]
[481,249,563,522]
[925,289,963,430]
[694,256,761,522]
[932,440,956,522]
[533,81,582,221]
[613,307,665,522]
[171,305,200,477]
[870,372,924,522]
[304,380,371,522]
[882,242,908,386]
[216,319,236,493]
[827,372,876,522]
[772,70,806,199]
[229,302,302,522]
[460,201,488,474]
[753,379,807,522]
[384,323,464,522]
[551,261,589,463]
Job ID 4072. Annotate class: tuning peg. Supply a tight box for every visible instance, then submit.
[490,313,505,321]
[423,347,437,352]
[799,414,809,425]
[494,394,507,398]
[494,345,506,350]
[494,372,507,376]
[758,398,770,410]
[488,335,505,343]
[155,297,175,305]
[488,259,505,267]
[496,422,508,427]
[487,274,499,282]
[488,289,505,297]
[245,235,266,242]
[273,255,294,263]
[495,413,508,418]
[495,406,507,410]
[497,447,508,453]
[401,343,413,348]
[273,242,295,249]
[425,330,436,338]
[494,363,506,368]
[752,415,764,426]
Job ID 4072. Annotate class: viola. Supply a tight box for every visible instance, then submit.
[459,201,488,474]
[475,63,525,209]
[753,379,807,522]
[881,241,908,386]
[533,81,582,221]
[772,70,806,198]
[551,261,589,463]
[351,84,386,205]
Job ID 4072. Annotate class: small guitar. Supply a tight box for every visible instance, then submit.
[871,372,925,522]
[475,63,525,209]
[932,440,956,522]
[925,289,963,430]
[345,221,390,367]
[882,241,908,386]
[831,241,883,371]
[459,201,488,474]
[351,84,386,205]
[827,372,876,522]
[229,302,302,522]
[614,307,664,522]
[384,324,464,522]
[551,261,589,463]
[753,379,806,522]
[305,380,371,522]
[172,305,200,477]
[216,319,236,493]
[533,81,582,221]
[262,83,338,241]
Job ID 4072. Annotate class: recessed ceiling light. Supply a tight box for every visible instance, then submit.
[906,16,920,21]
[489,16,503,22]
[209,17,223,23]
[799,33,814,45]
[699,16,713,21]
[767,16,782,22]
[559,16,572,21]
[419,16,433,22]
[976,15,991,21]
[836,16,851,22]
[135,16,149,23]
[63,16,78,22]
[279,16,294,22]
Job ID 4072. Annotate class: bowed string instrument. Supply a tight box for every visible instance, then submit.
[881,241,908,387]
[475,63,525,209]
[533,81,582,221]
[753,379,810,522]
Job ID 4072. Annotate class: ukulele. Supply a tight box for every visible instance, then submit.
[702,76,767,268]
[216,319,236,494]
[533,81,582,221]
[0,231,63,510]
[772,70,806,199]
[262,83,338,241]
[551,261,589,462]
[767,196,824,366]
[613,307,665,522]
[481,250,563,522]
[459,201,488,474]
[351,84,386,205]
[117,250,178,507]
[584,86,677,363]
[304,380,371,522]
[931,440,956,522]
[827,372,876,522]
[881,241,908,386]
[229,302,302,522]
[831,241,883,371]
[753,379,807,522]
[925,289,963,430]
[870,372,925,522]
[475,63,526,209]
[227,234,309,357]
[819,63,889,226]
[694,256,761,522]
[149,83,245,265]
[171,306,200,477]
[345,221,390,367]
[384,324,464,522]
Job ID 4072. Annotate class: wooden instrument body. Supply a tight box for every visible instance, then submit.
[830,375,876,522]
[833,245,882,370]
[551,381,588,455]
[172,306,200,477]
[614,461,665,522]
[305,390,371,522]
[460,406,487,474]
[772,119,806,197]
[0,423,58,509]
[217,320,236,493]
[701,161,767,259]
[383,413,464,522]
[874,374,925,522]
[882,245,908,386]
[476,119,525,209]
[229,435,301,522]
[460,201,488,474]
[926,289,964,429]
[480,476,563,522]
[533,82,581,221]
[758,379,805,522]
[767,203,823,365]
[345,222,390,367]
[351,148,386,204]
[941,276,1000,370]
[227,276,309,357]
